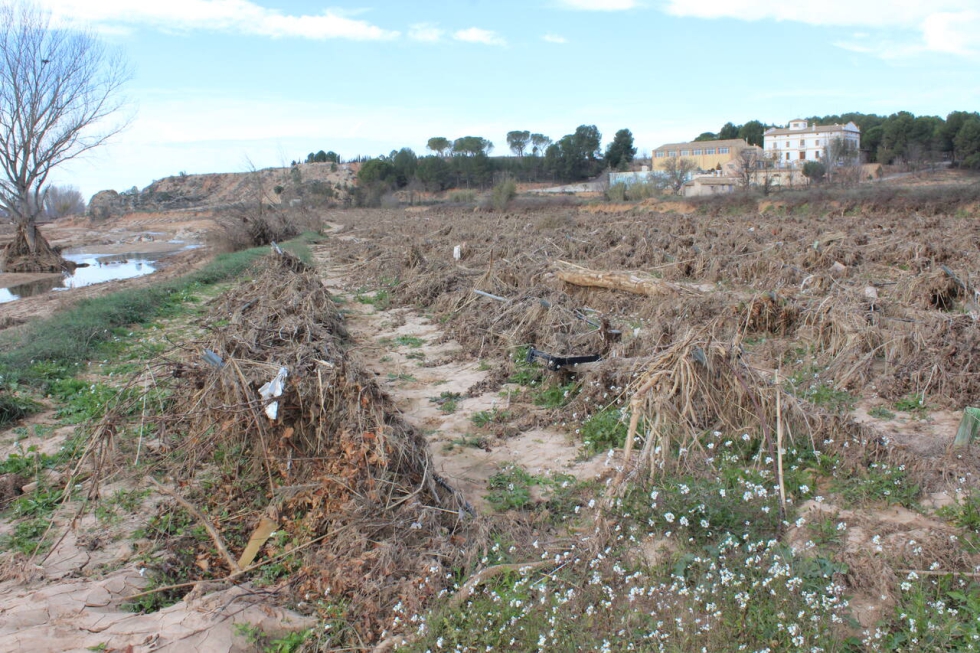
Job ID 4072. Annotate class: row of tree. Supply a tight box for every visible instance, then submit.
[349,126,637,203]
[696,111,980,169]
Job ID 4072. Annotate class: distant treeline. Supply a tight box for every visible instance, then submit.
[696,111,980,169]
[294,110,980,204]
[298,126,637,205]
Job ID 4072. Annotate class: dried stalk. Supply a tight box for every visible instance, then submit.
[148,478,242,574]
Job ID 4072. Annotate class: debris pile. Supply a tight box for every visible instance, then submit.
[122,250,476,644]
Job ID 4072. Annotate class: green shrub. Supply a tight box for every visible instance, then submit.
[491,178,517,211]
[606,182,627,201]
[0,391,41,426]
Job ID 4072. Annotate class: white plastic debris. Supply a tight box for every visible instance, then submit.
[259,367,288,420]
[265,401,280,420]
[453,245,462,260]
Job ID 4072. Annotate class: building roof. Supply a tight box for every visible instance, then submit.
[653,138,750,152]
[765,122,859,136]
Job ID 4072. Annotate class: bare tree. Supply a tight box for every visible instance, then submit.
[42,183,85,218]
[0,2,129,268]
[824,137,861,187]
[659,156,697,195]
[733,148,779,196]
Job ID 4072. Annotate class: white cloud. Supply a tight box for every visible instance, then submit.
[408,22,444,42]
[543,33,568,44]
[661,0,963,28]
[557,0,638,10]
[661,0,980,58]
[39,0,399,41]
[453,27,506,46]
[922,11,980,56]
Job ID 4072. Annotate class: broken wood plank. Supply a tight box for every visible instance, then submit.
[237,515,279,569]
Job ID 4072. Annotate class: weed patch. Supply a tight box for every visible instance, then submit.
[430,391,461,414]
[579,407,628,454]
[834,461,920,508]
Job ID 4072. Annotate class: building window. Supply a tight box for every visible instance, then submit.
[786,152,790,160]
[693,149,701,155]
[800,140,805,147]
[718,147,729,154]
[668,151,677,157]
[815,151,820,158]
[799,151,805,160]
[681,150,690,156]
[704,148,715,155]
[655,151,665,158]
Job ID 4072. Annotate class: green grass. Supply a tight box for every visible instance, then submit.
[394,335,425,348]
[785,370,856,413]
[445,434,489,451]
[0,516,52,555]
[894,392,930,416]
[386,372,416,383]
[579,407,629,454]
[869,405,897,420]
[507,347,543,386]
[485,465,542,511]
[833,461,920,508]
[430,391,461,414]
[356,288,390,309]
[937,491,980,552]
[354,276,399,310]
[533,381,578,409]
[471,408,511,428]
[879,575,980,650]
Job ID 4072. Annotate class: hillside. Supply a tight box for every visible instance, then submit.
[88,161,357,218]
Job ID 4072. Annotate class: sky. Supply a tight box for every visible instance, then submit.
[33,0,980,200]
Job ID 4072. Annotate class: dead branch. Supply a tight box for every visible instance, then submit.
[147,478,242,574]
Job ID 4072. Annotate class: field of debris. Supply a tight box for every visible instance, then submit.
[1,189,980,652]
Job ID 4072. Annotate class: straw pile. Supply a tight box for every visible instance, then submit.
[618,329,814,480]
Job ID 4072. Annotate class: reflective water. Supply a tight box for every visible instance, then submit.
[0,251,163,304]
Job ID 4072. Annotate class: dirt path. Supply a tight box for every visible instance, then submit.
[313,242,606,512]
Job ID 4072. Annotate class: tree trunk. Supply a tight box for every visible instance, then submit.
[1,223,70,273]
[25,220,37,254]
[555,264,700,298]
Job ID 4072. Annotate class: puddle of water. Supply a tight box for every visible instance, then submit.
[0,252,165,304]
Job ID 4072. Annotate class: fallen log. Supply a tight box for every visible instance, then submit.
[555,262,699,298]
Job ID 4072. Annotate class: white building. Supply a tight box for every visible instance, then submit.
[764,119,860,168]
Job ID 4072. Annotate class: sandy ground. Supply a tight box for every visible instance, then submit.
[315,241,609,513]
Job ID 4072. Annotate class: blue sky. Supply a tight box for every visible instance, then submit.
[38,0,980,199]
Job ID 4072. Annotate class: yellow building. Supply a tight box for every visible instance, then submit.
[652,138,754,171]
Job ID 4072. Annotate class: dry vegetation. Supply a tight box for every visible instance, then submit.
[2,184,980,652]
